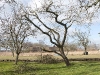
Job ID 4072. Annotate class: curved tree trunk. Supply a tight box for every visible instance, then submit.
[60,47,70,66]
[62,52,70,66]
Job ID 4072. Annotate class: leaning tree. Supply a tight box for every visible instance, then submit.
[24,0,92,66]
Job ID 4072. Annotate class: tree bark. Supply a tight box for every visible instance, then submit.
[84,47,88,55]
[15,53,19,65]
[60,47,70,66]
[62,53,70,66]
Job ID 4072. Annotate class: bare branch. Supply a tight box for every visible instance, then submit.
[25,15,59,47]
[41,47,62,57]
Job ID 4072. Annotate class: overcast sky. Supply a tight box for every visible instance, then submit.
[0,0,100,45]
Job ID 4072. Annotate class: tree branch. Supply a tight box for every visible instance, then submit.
[41,47,63,57]
[25,15,59,47]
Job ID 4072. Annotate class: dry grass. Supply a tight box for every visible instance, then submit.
[0,51,100,60]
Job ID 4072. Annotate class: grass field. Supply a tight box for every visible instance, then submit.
[1,54,100,60]
[0,51,100,75]
[0,61,100,75]
[0,51,100,61]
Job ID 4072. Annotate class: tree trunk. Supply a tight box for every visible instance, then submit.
[85,47,87,53]
[11,49,14,57]
[15,53,19,65]
[60,48,70,66]
[84,47,88,55]
[62,54,70,66]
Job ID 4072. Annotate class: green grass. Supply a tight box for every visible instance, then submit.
[0,61,100,75]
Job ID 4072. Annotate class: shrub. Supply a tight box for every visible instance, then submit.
[14,62,36,74]
[37,54,60,64]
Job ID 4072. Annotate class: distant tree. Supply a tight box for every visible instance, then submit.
[88,43,98,51]
[22,42,34,52]
[73,30,90,55]
[64,43,78,55]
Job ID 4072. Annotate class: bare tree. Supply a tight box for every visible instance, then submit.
[73,30,90,55]
[1,4,35,65]
[24,0,90,66]
[0,19,15,55]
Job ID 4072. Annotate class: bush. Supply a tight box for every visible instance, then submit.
[14,62,36,74]
[37,54,60,64]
